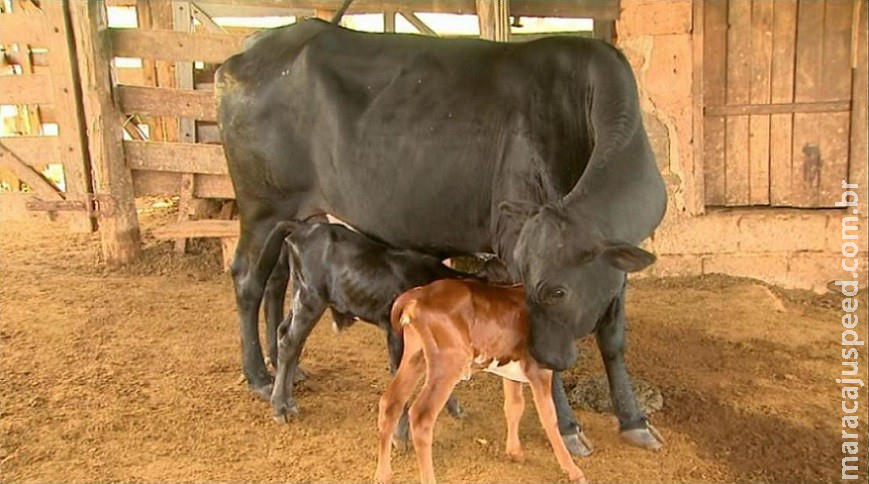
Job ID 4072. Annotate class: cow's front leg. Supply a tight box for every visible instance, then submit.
[552,372,594,457]
[595,285,663,451]
[271,289,325,422]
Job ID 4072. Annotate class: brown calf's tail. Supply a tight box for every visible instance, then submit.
[390,289,422,334]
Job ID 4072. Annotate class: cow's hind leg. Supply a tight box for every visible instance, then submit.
[552,372,595,457]
[232,228,276,400]
[596,283,663,451]
[271,287,326,422]
[376,330,425,484]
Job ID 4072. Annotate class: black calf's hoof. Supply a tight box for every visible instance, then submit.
[563,430,594,457]
[446,400,467,420]
[620,425,664,451]
[249,384,274,402]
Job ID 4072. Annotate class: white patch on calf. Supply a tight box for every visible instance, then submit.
[484,360,529,383]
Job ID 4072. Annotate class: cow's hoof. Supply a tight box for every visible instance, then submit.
[620,424,664,451]
[249,384,274,402]
[563,430,594,457]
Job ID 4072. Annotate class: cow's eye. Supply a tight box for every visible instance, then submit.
[542,287,566,304]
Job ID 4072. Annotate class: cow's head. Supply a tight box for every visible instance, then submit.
[500,201,656,371]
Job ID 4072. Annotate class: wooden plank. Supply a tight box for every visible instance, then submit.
[193,0,620,19]
[173,1,196,253]
[151,219,239,239]
[0,75,53,105]
[818,0,855,206]
[0,142,63,200]
[398,10,437,36]
[748,0,773,205]
[42,0,96,232]
[688,0,704,214]
[110,28,245,63]
[850,0,868,191]
[131,171,235,198]
[702,1,727,206]
[476,0,510,42]
[190,3,228,34]
[790,0,826,206]
[68,0,142,263]
[196,174,234,198]
[705,101,851,116]
[769,0,798,206]
[384,10,395,32]
[0,12,46,45]
[136,0,176,142]
[0,136,60,166]
[725,1,751,205]
[124,140,228,175]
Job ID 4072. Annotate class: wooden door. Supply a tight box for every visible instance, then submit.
[703,0,862,208]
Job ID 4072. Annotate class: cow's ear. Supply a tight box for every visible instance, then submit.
[498,200,539,223]
[600,240,656,272]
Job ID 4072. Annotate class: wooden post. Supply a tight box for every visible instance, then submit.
[173,1,196,253]
[41,1,95,232]
[849,0,867,189]
[476,0,510,42]
[68,0,142,265]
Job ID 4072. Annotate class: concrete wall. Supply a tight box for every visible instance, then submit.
[616,0,867,293]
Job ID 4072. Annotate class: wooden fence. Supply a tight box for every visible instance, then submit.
[1,0,619,265]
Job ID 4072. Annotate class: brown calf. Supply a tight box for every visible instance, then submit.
[375,279,586,484]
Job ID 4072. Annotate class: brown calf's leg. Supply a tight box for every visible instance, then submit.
[525,363,587,483]
[376,333,425,484]
[502,378,525,462]
[409,352,466,484]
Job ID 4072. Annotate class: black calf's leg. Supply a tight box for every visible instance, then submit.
[552,371,594,457]
[231,242,272,400]
[595,284,663,451]
[264,244,290,369]
[271,288,325,422]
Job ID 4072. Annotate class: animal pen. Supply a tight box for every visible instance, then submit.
[0,0,866,291]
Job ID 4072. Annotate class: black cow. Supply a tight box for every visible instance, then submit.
[253,220,471,430]
[216,19,667,454]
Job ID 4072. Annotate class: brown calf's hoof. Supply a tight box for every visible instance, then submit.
[505,449,525,463]
[620,424,664,451]
[568,469,587,483]
[563,430,594,457]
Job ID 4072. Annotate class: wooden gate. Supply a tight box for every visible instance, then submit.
[703,0,866,208]
[0,0,94,231]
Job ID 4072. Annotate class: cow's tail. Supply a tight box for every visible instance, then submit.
[390,289,421,335]
[330,0,353,24]
[254,220,302,281]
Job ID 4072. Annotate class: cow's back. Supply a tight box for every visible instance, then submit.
[217,20,641,254]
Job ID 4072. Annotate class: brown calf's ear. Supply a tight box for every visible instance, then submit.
[600,240,656,273]
[498,200,540,223]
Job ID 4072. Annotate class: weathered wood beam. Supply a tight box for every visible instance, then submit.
[68,0,142,264]
[397,10,436,36]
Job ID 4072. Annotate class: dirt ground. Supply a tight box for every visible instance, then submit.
[2,204,868,483]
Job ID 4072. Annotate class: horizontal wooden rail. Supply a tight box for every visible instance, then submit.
[152,219,240,239]
[0,75,54,105]
[110,28,245,64]
[192,0,620,19]
[118,85,218,122]
[124,140,228,175]
[132,172,235,199]
[0,136,60,166]
[705,101,851,117]
[0,13,46,45]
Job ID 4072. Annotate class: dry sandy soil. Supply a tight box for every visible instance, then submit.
[2,203,867,483]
